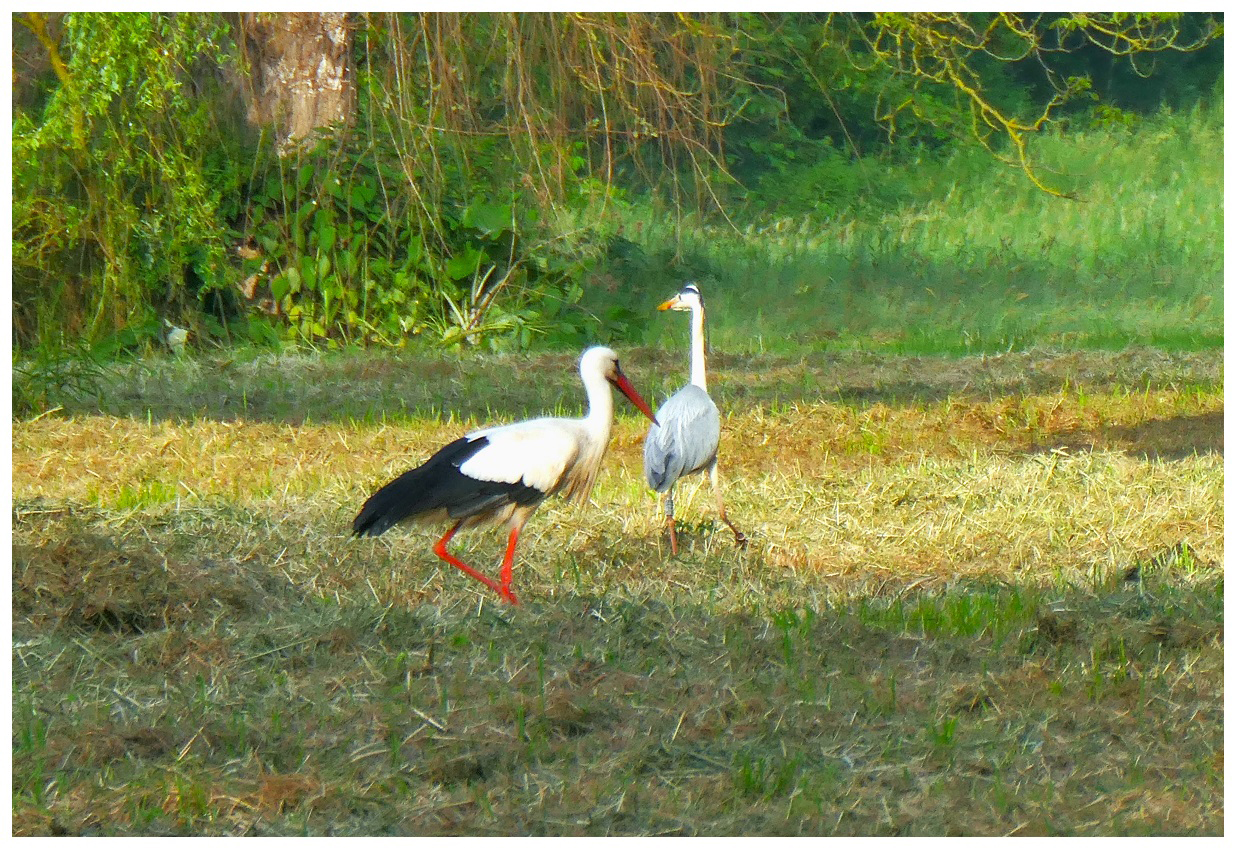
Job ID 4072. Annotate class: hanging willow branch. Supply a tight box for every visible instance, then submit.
[365,12,747,218]
[844,12,1222,197]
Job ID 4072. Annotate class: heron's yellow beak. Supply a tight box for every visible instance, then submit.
[656,296,679,311]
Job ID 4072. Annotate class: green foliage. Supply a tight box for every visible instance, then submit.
[243,127,599,350]
[721,13,968,186]
[9,12,1223,362]
[717,12,1221,208]
[12,345,105,418]
[12,13,237,349]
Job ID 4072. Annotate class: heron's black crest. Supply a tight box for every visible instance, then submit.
[680,282,707,350]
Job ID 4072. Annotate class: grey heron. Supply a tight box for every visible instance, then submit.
[643,283,747,555]
[354,346,658,604]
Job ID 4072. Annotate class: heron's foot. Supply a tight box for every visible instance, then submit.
[721,523,748,549]
[719,516,748,549]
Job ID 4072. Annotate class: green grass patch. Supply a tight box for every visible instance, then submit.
[576,103,1221,358]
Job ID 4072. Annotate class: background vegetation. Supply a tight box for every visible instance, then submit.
[11,12,1223,373]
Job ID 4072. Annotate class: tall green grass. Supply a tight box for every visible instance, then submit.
[584,102,1222,356]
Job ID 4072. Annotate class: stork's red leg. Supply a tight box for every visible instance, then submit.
[432,522,518,604]
[497,527,521,605]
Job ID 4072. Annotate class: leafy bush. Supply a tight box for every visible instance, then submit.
[12,13,238,350]
[239,127,602,351]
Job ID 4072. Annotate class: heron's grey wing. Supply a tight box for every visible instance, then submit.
[643,384,720,492]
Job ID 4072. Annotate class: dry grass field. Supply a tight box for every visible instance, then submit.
[11,346,1223,835]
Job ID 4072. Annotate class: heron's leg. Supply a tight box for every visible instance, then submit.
[664,492,679,556]
[710,464,748,548]
[432,521,518,604]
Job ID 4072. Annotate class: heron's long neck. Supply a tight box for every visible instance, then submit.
[688,304,708,390]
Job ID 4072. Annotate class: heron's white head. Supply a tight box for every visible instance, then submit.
[657,282,704,313]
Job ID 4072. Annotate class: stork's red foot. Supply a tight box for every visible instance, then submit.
[452,569,521,605]
[475,575,521,604]
[466,573,521,605]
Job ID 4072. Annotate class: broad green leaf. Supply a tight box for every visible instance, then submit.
[464,202,513,235]
[317,223,337,253]
[270,273,290,302]
[445,246,485,280]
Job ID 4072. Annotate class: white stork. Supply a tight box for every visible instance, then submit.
[644,282,747,555]
[352,346,657,604]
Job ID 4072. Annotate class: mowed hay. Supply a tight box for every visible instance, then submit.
[12,520,262,634]
[743,447,1220,584]
[11,371,1223,836]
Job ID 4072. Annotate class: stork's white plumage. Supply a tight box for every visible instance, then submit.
[352,346,657,604]
[644,283,747,555]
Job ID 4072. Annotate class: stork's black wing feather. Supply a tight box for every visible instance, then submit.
[352,436,543,537]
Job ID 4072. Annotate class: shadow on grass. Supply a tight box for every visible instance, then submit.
[1110,411,1224,460]
[1027,411,1223,461]
[45,346,1223,428]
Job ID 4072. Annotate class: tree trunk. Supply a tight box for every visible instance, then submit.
[239,12,355,153]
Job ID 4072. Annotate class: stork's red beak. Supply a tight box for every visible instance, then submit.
[611,369,659,425]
